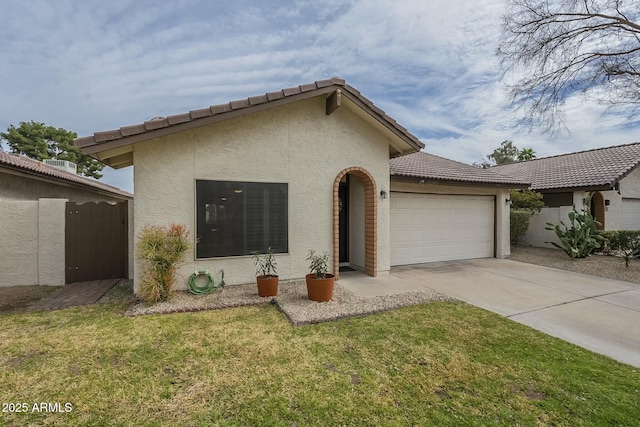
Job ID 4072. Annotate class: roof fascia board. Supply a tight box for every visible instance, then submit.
[390,175,530,189]
[534,185,614,193]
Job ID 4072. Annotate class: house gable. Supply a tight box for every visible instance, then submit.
[75,77,424,168]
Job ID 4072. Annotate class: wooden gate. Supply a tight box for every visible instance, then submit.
[65,201,128,284]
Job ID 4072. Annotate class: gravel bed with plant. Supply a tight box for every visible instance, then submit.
[509,245,640,285]
[126,279,452,326]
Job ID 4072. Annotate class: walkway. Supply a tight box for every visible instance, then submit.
[28,279,120,311]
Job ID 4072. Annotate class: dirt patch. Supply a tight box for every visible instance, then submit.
[509,245,640,285]
[0,286,61,313]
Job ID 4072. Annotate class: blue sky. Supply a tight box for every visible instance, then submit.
[1,0,639,193]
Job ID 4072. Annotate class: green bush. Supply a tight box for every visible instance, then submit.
[603,230,640,252]
[545,202,606,258]
[510,209,531,245]
[510,190,545,213]
[137,223,190,303]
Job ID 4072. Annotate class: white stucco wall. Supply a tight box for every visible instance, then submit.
[389,181,512,259]
[133,96,393,290]
[523,169,640,247]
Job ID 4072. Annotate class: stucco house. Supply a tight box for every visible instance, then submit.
[75,77,527,291]
[0,151,133,287]
[492,143,640,247]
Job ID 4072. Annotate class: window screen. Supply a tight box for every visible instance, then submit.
[196,180,288,258]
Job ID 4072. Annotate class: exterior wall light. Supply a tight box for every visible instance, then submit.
[380,190,388,199]
[506,198,512,205]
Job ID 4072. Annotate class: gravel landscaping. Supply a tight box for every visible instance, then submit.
[509,245,640,284]
[125,279,452,326]
[6,245,639,321]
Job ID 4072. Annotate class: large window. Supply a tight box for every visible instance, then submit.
[196,180,288,258]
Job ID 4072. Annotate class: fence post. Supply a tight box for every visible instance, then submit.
[38,198,67,286]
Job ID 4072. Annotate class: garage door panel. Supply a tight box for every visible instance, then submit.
[622,199,640,230]
[391,193,494,266]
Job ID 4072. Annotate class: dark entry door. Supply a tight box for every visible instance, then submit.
[65,201,128,283]
[339,181,349,263]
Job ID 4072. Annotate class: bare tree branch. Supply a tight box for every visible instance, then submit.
[498,0,640,132]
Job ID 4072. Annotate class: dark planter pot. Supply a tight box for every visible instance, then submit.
[256,275,278,297]
[305,273,335,302]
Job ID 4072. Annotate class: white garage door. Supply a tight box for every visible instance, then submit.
[391,193,494,266]
[622,198,640,230]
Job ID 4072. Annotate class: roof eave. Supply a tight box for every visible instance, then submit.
[0,163,132,200]
[390,174,531,189]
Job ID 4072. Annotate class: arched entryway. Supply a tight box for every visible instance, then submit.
[590,191,605,230]
[333,167,377,279]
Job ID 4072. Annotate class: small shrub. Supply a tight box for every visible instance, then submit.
[510,209,531,245]
[545,200,606,258]
[599,230,640,267]
[307,250,330,279]
[252,247,278,278]
[137,223,190,303]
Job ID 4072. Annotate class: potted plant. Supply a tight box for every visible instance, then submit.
[305,250,335,302]
[252,247,278,297]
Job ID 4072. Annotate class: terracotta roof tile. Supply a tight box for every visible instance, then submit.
[144,117,169,131]
[391,151,529,186]
[167,113,191,125]
[120,124,147,136]
[209,104,232,115]
[0,151,132,198]
[266,90,285,101]
[75,77,425,155]
[248,94,268,105]
[491,143,640,190]
[189,107,213,119]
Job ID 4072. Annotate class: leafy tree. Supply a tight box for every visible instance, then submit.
[517,147,536,161]
[498,0,640,132]
[487,140,536,165]
[0,121,104,179]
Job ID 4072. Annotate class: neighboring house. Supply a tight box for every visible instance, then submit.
[75,77,527,292]
[0,152,133,287]
[492,143,640,247]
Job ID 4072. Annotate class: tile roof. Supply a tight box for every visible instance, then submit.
[390,151,529,187]
[75,77,425,160]
[491,142,640,191]
[0,151,132,199]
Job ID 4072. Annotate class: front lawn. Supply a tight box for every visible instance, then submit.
[1,301,637,426]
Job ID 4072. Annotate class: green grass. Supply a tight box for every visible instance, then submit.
[1,301,638,426]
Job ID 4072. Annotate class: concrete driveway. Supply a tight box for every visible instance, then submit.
[339,258,640,367]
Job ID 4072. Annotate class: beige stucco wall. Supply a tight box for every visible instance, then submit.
[38,199,66,286]
[133,96,393,290]
[0,201,39,286]
[389,181,512,258]
[0,198,66,286]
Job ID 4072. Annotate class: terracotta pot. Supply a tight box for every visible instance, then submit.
[305,273,335,302]
[256,275,278,297]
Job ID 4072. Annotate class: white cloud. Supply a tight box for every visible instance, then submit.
[1,0,638,194]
